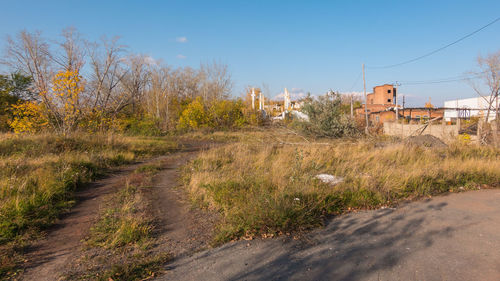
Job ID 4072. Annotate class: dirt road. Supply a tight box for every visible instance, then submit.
[20,164,141,281]
[20,142,215,281]
[161,189,500,281]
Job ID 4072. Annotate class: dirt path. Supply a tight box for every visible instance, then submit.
[19,142,216,281]
[145,149,218,258]
[160,189,500,281]
[20,163,143,281]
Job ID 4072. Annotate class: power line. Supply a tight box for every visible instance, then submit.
[368,17,500,69]
[347,72,362,92]
[398,71,486,85]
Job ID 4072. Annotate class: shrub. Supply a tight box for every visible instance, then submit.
[209,99,245,128]
[9,101,49,133]
[119,115,162,136]
[177,97,210,130]
[178,97,246,130]
[0,94,19,132]
[299,92,359,138]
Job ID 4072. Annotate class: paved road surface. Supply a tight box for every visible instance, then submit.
[160,189,500,281]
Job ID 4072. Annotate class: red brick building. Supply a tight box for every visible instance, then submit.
[355,84,443,124]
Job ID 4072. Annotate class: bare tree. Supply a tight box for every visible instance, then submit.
[468,50,500,144]
[53,27,86,73]
[117,54,150,114]
[85,36,127,115]
[2,30,53,100]
[200,61,233,102]
[145,62,172,127]
[468,51,500,124]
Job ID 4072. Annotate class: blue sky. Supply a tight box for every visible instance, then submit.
[0,0,499,106]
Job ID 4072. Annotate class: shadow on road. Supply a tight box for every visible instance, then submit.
[224,202,454,281]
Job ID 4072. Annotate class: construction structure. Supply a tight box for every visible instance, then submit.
[356,84,444,124]
[444,97,498,122]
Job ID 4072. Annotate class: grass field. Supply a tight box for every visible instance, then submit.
[183,130,500,242]
[0,133,178,277]
[1,128,499,279]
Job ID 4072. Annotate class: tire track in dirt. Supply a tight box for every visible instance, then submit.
[144,148,219,260]
[19,141,218,281]
[19,163,145,281]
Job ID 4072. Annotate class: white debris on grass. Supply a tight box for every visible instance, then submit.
[315,174,344,186]
[291,110,309,121]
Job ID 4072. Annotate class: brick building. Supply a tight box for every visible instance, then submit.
[356,84,399,123]
[356,84,443,124]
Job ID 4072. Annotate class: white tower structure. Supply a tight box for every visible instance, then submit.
[259,91,263,110]
[284,88,291,112]
[251,88,256,110]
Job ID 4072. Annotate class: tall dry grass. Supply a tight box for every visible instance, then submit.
[184,138,500,242]
[0,133,177,277]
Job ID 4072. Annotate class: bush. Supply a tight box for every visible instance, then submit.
[9,101,49,134]
[119,115,162,136]
[178,97,246,131]
[298,92,359,138]
[0,94,19,132]
[177,97,210,130]
[209,99,246,128]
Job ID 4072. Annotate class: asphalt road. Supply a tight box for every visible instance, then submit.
[159,189,500,281]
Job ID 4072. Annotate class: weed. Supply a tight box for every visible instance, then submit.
[184,136,500,242]
[0,133,177,278]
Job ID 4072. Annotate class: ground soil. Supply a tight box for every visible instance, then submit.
[144,151,219,259]
[17,142,218,281]
[406,134,447,147]
[19,164,143,281]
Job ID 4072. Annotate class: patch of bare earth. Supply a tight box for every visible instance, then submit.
[145,151,219,259]
[18,164,143,281]
[17,142,218,280]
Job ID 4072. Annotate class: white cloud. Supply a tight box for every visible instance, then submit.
[340,91,364,97]
[144,55,157,65]
[176,36,188,43]
[176,54,186,59]
[274,88,307,100]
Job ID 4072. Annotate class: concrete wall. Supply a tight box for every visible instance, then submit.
[383,121,459,140]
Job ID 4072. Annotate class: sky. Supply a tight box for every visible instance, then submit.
[0,0,499,106]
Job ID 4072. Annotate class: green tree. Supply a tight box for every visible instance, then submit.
[0,73,34,131]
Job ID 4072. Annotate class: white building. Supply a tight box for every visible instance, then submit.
[444,96,498,122]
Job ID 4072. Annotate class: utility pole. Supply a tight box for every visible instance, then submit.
[363,63,369,134]
[395,84,398,122]
[350,95,353,118]
[402,95,405,120]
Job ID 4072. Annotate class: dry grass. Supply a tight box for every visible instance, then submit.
[73,164,167,281]
[183,130,500,242]
[0,133,178,277]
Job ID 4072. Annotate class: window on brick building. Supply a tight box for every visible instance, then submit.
[387,99,391,103]
[388,89,391,93]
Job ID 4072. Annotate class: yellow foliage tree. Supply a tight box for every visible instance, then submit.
[177,97,210,130]
[49,70,84,133]
[209,99,245,128]
[9,101,48,133]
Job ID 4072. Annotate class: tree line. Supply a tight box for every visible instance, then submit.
[0,27,252,135]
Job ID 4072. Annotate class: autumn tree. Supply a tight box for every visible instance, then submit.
[468,50,500,144]
[2,30,52,101]
[49,70,85,133]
